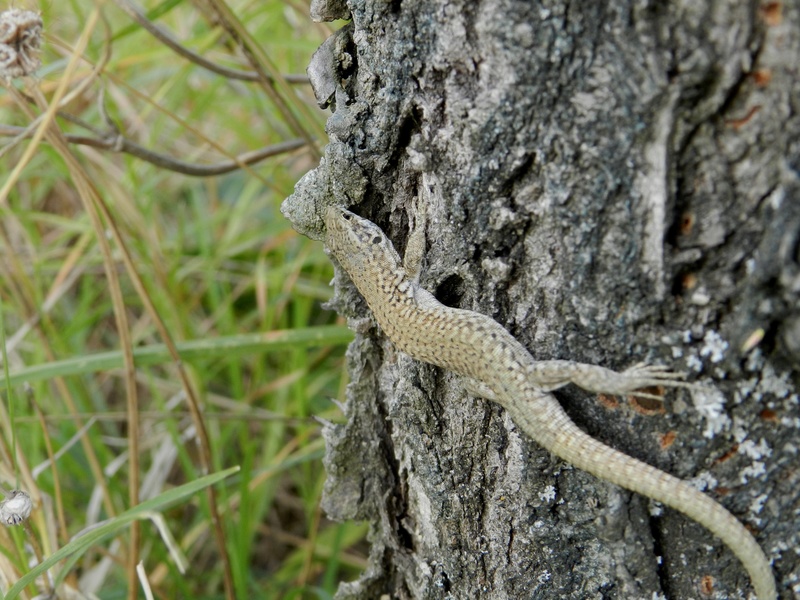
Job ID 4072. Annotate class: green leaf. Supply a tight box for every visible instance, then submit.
[0,326,353,390]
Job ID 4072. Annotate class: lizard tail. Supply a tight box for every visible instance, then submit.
[513,406,777,599]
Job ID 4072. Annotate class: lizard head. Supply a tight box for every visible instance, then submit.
[323,206,403,274]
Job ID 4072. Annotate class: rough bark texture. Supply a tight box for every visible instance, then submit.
[283,1,799,598]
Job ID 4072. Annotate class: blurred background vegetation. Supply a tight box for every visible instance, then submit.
[0,1,363,598]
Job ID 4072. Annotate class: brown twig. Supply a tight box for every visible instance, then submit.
[0,122,307,176]
[112,0,308,85]
[200,0,324,163]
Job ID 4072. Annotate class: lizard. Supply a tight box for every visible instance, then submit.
[323,204,777,599]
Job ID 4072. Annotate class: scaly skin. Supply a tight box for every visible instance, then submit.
[324,205,776,599]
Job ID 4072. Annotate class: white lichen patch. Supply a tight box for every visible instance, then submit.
[538,485,557,504]
[749,493,769,516]
[735,377,759,404]
[686,353,704,373]
[691,386,731,438]
[531,519,546,532]
[732,431,772,485]
[688,471,718,492]
[739,462,766,485]
[699,330,729,363]
[738,438,772,460]
[536,570,551,584]
[756,363,793,399]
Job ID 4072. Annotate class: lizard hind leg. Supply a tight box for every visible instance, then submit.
[529,360,697,398]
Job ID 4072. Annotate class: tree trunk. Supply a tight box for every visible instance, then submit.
[283,1,799,598]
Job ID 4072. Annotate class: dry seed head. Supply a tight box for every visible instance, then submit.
[0,9,43,79]
[0,489,33,525]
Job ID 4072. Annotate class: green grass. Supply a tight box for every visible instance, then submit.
[0,2,362,598]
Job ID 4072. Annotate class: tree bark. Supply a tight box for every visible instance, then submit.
[283,1,799,598]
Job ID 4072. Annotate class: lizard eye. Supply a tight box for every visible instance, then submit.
[371,236,381,244]
[341,212,352,221]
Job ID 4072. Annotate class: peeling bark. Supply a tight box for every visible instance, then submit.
[283,1,800,598]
